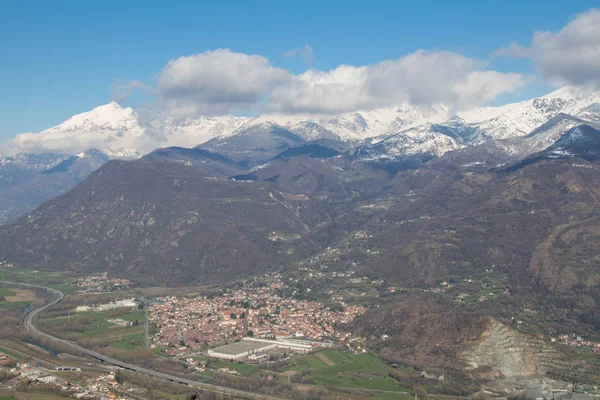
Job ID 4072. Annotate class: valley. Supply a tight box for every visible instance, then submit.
[1,66,600,400]
[5,3,600,399]
[0,238,599,400]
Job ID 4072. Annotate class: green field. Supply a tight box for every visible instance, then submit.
[371,393,414,400]
[120,311,145,322]
[0,288,16,297]
[149,390,188,400]
[108,332,146,350]
[0,349,21,360]
[0,288,29,310]
[0,267,76,294]
[284,350,409,392]
[0,300,30,310]
[38,309,144,342]
[0,391,72,400]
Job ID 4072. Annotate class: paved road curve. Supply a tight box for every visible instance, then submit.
[1,280,282,400]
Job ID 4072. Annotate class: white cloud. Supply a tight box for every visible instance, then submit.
[268,50,526,114]
[283,44,315,65]
[156,49,290,118]
[496,9,600,88]
[117,48,525,118]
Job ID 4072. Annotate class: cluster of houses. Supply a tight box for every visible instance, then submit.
[4,363,135,399]
[149,274,365,354]
[551,334,600,352]
[6,363,78,394]
[0,352,15,367]
[74,272,133,294]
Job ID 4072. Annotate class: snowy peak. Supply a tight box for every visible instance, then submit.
[43,101,139,134]
[532,86,599,115]
[353,123,465,164]
[453,87,600,142]
[3,85,600,163]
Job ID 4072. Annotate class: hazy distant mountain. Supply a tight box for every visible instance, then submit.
[142,146,246,177]
[0,150,108,222]
[199,122,306,167]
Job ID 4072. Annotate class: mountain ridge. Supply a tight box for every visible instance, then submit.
[0,86,599,223]
[4,86,599,160]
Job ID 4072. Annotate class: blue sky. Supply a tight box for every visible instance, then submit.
[1,0,598,141]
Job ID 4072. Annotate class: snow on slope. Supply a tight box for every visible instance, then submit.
[491,114,592,159]
[4,104,249,159]
[354,123,465,162]
[2,86,599,162]
[250,103,452,141]
[458,87,599,140]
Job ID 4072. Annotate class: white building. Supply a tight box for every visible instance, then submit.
[208,338,312,360]
[75,298,137,312]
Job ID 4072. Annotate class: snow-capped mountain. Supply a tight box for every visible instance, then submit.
[0,149,109,223]
[354,123,466,163]
[426,113,600,172]
[456,86,599,142]
[547,125,600,157]
[249,104,452,141]
[0,85,599,224]
[3,86,599,163]
[4,103,249,159]
[7,102,144,159]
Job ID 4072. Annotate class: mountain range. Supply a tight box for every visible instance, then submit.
[0,86,598,224]
[2,86,600,384]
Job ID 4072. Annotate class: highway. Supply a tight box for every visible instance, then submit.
[1,280,283,400]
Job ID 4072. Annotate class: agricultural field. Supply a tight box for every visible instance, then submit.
[282,350,410,393]
[0,391,72,400]
[0,287,37,310]
[147,390,188,400]
[0,346,22,360]
[0,266,76,295]
[37,309,145,348]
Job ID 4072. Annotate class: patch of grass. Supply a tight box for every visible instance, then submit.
[108,333,145,350]
[305,354,329,369]
[0,288,16,297]
[149,390,188,400]
[322,349,349,364]
[0,267,76,295]
[0,347,22,360]
[38,310,144,341]
[371,393,414,400]
[50,284,76,295]
[0,300,30,310]
[285,351,409,393]
[120,311,145,323]
[152,346,172,356]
